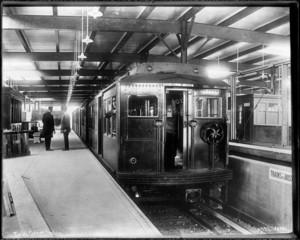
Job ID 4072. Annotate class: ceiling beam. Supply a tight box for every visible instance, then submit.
[99,6,156,71]
[18,86,102,91]
[166,7,262,56]
[26,92,94,97]
[115,7,204,71]
[8,80,112,85]
[3,15,289,46]
[137,7,203,55]
[19,81,268,91]
[242,54,278,65]
[3,52,254,70]
[194,14,290,60]
[3,69,126,77]
[221,45,262,62]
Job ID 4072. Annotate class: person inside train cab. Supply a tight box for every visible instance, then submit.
[42,106,55,151]
[61,107,71,151]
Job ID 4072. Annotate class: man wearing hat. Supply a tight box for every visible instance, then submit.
[42,106,55,151]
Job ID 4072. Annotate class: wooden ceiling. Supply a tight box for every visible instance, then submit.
[2,2,291,106]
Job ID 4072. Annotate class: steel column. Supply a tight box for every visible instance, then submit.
[230,76,237,140]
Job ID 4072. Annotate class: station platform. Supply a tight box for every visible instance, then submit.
[2,131,162,238]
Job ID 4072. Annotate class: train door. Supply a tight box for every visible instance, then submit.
[236,95,253,142]
[164,89,189,171]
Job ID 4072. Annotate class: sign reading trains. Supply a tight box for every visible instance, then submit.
[269,168,292,185]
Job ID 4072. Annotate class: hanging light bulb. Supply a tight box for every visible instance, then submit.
[82,7,93,44]
[83,35,93,44]
[88,7,103,19]
[78,7,87,60]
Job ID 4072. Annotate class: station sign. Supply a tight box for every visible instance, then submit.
[269,168,292,185]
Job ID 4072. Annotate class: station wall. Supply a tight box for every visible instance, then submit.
[228,155,292,233]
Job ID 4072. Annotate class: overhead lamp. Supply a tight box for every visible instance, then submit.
[207,55,231,79]
[78,8,87,60]
[82,7,93,44]
[88,7,103,19]
[207,67,231,79]
[82,35,93,44]
[78,52,87,60]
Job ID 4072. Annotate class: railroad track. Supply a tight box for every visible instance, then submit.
[135,196,274,237]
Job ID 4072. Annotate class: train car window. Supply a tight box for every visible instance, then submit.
[103,96,117,137]
[267,103,281,125]
[255,102,267,125]
[128,95,158,117]
[195,97,221,118]
[111,115,116,135]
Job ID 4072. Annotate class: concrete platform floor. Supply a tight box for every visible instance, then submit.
[2,131,161,238]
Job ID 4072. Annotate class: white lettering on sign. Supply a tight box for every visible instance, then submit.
[199,89,221,96]
[269,168,292,185]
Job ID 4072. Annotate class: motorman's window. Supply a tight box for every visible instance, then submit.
[128,95,158,117]
[195,97,221,118]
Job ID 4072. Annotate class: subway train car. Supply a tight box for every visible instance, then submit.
[73,63,233,196]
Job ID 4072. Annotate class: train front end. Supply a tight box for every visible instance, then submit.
[113,63,233,193]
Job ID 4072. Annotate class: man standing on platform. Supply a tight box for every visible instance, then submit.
[42,106,55,151]
[61,107,71,151]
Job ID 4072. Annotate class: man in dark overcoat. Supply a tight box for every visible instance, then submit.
[61,108,71,150]
[42,106,55,151]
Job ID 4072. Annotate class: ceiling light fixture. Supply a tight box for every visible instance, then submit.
[78,7,87,60]
[88,7,103,19]
[82,7,93,44]
[258,45,290,57]
[207,55,231,79]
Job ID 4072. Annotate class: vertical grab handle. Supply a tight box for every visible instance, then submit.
[154,120,164,172]
[189,120,198,169]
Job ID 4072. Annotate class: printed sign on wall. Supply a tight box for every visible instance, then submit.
[269,168,292,185]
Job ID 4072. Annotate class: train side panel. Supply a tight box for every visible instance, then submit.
[119,83,164,172]
[72,108,80,135]
[192,89,228,169]
[80,106,87,142]
[102,85,119,171]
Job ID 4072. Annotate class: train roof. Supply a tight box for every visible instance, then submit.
[118,62,231,88]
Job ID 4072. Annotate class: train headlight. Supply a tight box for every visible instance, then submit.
[154,119,164,127]
[129,157,137,165]
[189,119,198,128]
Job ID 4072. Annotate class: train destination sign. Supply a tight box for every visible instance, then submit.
[199,89,221,96]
